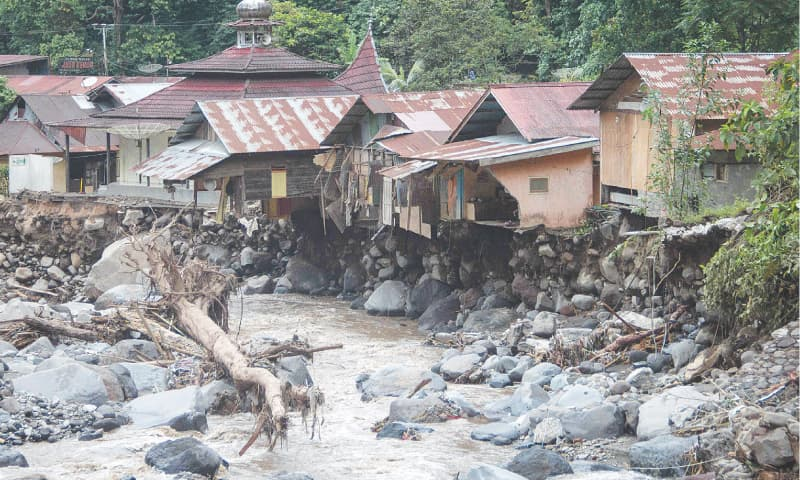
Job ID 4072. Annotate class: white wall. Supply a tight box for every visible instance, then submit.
[117,132,173,185]
[9,154,58,192]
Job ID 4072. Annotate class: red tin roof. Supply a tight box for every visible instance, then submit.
[569,52,788,114]
[334,28,387,95]
[411,135,599,166]
[167,46,341,75]
[4,75,113,96]
[198,95,358,154]
[363,90,483,132]
[134,139,229,181]
[451,83,598,143]
[0,55,48,67]
[374,130,450,157]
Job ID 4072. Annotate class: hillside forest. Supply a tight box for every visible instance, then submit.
[0,0,795,89]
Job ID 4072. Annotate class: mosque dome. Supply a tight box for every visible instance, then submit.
[236,0,272,20]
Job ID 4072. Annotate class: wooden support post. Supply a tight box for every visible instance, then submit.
[145,138,151,187]
[64,134,71,192]
[105,132,111,185]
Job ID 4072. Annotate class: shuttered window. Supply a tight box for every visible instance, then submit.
[529,177,548,193]
[271,168,287,198]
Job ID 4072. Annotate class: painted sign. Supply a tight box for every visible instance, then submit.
[59,57,94,73]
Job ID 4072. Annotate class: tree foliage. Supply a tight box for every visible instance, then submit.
[704,58,799,334]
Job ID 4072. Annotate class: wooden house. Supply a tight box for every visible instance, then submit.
[568,53,787,212]
[376,83,600,236]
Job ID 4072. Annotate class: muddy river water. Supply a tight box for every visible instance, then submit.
[13,294,513,479]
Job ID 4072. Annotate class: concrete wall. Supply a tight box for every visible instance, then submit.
[706,161,760,208]
[9,154,66,193]
[488,149,594,228]
[117,132,173,185]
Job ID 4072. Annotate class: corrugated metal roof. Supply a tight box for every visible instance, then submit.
[334,28,387,95]
[362,90,483,131]
[569,52,787,113]
[378,160,438,179]
[199,95,359,154]
[102,82,179,106]
[0,121,60,156]
[168,46,341,74]
[5,75,113,95]
[411,135,599,166]
[376,131,449,157]
[0,55,48,67]
[371,124,412,142]
[21,95,108,148]
[92,75,354,123]
[133,139,228,181]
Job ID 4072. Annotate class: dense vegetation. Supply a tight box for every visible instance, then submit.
[0,0,794,87]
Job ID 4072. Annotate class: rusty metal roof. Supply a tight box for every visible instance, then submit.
[371,124,412,142]
[4,75,113,95]
[21,95,108,148]
[101,81,180,106]
[376,131,449,157]
[362,90,483,132]
[378,160,438,179]
[0,121,60,156]
[168,46,341,74]
[133,139,228,181]
[569,52,787,113]
[410,135,599,166]
[198,95,359,153]
[451,83,598,143]
[0,55,48,67]
[334,28,387,95]
[91,75,353,124]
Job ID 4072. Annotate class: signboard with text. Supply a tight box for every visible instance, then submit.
[59,56,94,73]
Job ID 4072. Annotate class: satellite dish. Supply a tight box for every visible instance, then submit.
[138,64,164,74]
[80,76,99,88]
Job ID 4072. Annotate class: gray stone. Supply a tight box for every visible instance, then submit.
[646,353,670,373]
[619,311,664,330]
[85,236,155,299]
[94,283,151,310]
[521,362,561,385]
[376,421,433,439]
[277,356,313,387]
[471,421,526,444]
[0,340,18,357]
[532,417,563,444]
[559,404,625,440]
[599,284,622,305]
[637,386,711,440]
[441,353,481,381]
[750,427,795,468]
[103,339,160,364]
[417,294,460,332]
[630,434,697,477]
[488,382,549,416]
[167,412,208,433]
[625,367,654,388]
[18,337,54,358]
[239,247,255,267]
[284,257,328,294]
[530,311,559,338]
[242,275,273,295]
[463,309,517,333]
[197,379,239,414]
[125,386,202,428]
[611,381,631,395]
[664,340,696,369]
[552,385,603,409]
[538,244,556,258]
[378,265,396,280]
[116,362,168,394]
[508,357,534,383]
[364,281,408,316]
[107,364,138,400]
[14,267,34,283]
[534,292,555,312]
[571,294,596,311]
[342,264,366,293]
[489,373,512,388]
[504,447,573,480]
[406,278,452,319]
[0,449,29,467]
[145,437,223,477]
[599,257,620,284]
[462,464,527,480]
[13,363,109,405]
[356,365,445,400]
[122,209,144,226]
[46,265,67,283]
[483,294,516,310]
[388,396,448,423]
[577,361,605,374]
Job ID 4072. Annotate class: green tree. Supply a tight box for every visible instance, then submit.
[0,76,16,115]
[272,1,353,64]
[704,57,799,334]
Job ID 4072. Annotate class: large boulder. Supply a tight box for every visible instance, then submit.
[356,365,445,401]
[115,362,168,394]
[558,404,626,440]
[125,386,203,428]
[242,275,273,295]
[463,309,517,333]
[364,281,409,316]
[101,339,160,364]
[13,363,109,406]
[276,356,313,387]
[503,447,573,480]
[342,263,367,293]
[85,235,158,299]
[284,257,328,294]
[629,434,697,477]
[637,386,711,440]
[145,437,224,477]
[486,382,549,417]
[471,420,528,445]
[440,353,482,381]
[406,278,452,319]
[94,284,153,310]
[462,464,527,480]
[0,449,28,467]
[417,294,460,332]
[550,385,603,409]
[388,396,449,423]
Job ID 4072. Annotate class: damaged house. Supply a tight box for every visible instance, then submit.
[373,83,600,237]
[568,52,787,212]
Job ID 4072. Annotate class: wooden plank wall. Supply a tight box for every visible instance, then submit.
[599,111,655,192]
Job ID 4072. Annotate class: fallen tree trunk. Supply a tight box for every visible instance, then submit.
[130,230,298,455]
[1,316,101,344]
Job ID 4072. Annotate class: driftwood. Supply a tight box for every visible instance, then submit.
[114,309,206,358]
[129,230,308,456]
[590,323,675,361]
[258,343,343,361]
[0,316,101,343]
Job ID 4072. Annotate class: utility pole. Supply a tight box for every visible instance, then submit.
[92,24,111,75]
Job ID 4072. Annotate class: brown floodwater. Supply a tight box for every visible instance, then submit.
[11,294,513,479]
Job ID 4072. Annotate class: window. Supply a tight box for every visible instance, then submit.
[271,167,287,198]
[714,164,728,182]
[529,177,548,193]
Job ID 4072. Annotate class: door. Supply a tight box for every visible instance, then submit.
[381,177,393,226]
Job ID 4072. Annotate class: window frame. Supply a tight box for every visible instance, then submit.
[528,176,549,194]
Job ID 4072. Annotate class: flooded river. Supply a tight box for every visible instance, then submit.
[13,294,512,479]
